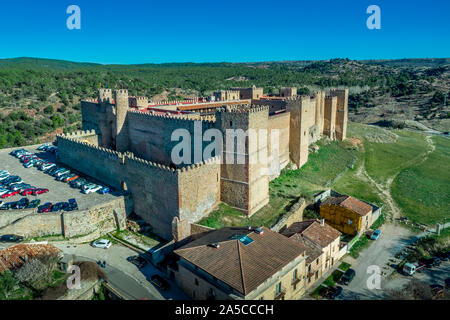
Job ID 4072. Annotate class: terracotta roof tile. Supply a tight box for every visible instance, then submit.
[321,195,372,216]
[281,219,341,248]
[174,227,305,295]
[0,244,62,273]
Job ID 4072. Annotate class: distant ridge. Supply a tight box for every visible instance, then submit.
[0,57,449,71]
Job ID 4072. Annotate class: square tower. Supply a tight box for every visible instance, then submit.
[286,96,316,168]
[215,105,270,216]
[329,89,348,141]
[324,96,337,140]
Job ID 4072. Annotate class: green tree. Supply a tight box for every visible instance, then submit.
[0,271,19,300]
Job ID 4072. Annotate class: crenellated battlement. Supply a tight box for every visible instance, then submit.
[62,129,97,139]
[127,109,215,128]
[83,97,98,103]
[176,155,221,174]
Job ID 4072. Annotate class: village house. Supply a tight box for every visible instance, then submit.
[319,195,375,236]
[281,219,342,288]
[172,227,307,300]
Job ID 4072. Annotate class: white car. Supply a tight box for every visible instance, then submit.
[83,185,102,194]
[91,239,111,249]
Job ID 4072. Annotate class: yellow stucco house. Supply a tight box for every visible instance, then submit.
[319,195,373,236]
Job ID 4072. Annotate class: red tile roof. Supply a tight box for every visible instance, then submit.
[0,244,62,273]
[321,195,372,216]
[174,227,306,296]
[281,219,341,249]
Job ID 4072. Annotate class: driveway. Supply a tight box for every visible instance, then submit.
[339,223,419,299]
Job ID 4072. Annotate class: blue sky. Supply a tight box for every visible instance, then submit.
[0,0,449,64]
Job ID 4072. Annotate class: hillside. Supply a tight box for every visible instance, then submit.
[0,57,449,148]
[200,122,450,229]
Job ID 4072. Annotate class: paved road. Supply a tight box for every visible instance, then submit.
[54,242,188,300]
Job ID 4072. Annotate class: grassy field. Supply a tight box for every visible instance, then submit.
[364,130,429,185]
[200,122,450,229]
[391,135,450,225]
[199,139,359,229]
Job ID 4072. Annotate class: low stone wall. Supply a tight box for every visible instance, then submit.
[0,196,128,240]
[58,279,101,300]
[271,198,306,233]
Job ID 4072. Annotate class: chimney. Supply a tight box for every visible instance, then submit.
[320,219,325,226]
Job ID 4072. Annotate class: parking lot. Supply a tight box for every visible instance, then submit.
[0,145,118,212]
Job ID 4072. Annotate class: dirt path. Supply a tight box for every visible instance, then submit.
[354,134,435,221]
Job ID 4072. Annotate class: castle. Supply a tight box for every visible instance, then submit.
[57,86,348,240]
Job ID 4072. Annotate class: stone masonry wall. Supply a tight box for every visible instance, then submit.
[57,134,221,240]
[0,196,127,239]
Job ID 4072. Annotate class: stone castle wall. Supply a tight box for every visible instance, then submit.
[0,196,127,240]
[57,133,221,240]
[267,111,290,180]
[127,110,215,166]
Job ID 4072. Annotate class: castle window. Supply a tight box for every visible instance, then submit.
[195,278,199,286]
[230,121,232,126]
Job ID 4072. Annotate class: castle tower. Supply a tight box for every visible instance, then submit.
[114,89,130,152]
[314,91,325,134]
[286,96,315,168]
[98,88,113,105]
[215,105,270,216]
[324,96,337,140]
[329,89,348,141]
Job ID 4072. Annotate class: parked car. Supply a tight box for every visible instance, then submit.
[326,286,343,300]
[127,255,147,268]
[26,199,41,209]
[91,239,112,249]
[403,262,426,276]
[98,186,111,194]
[431,284,445,299]
[67,198,78,211]
[0,202,15,210]
[21,188,36,196]
[1,190,19,199]
[419,257,441,268]
[0,234,24,243]
[38,202,53,213]
[12,198,30,209]
[55,169,70,178]
[340,269,356,285]
[51,202,68,212]
[150,275,170,291]
[83,185,102,194]
[69,178,86,188]
[37,143,50,151]
[64,174,79,183]
[32,188,49,196]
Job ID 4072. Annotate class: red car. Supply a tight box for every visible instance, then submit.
[2,190,19,199]
[21,188,35,196]
[32,188,49,196]
[38,202,53,213]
